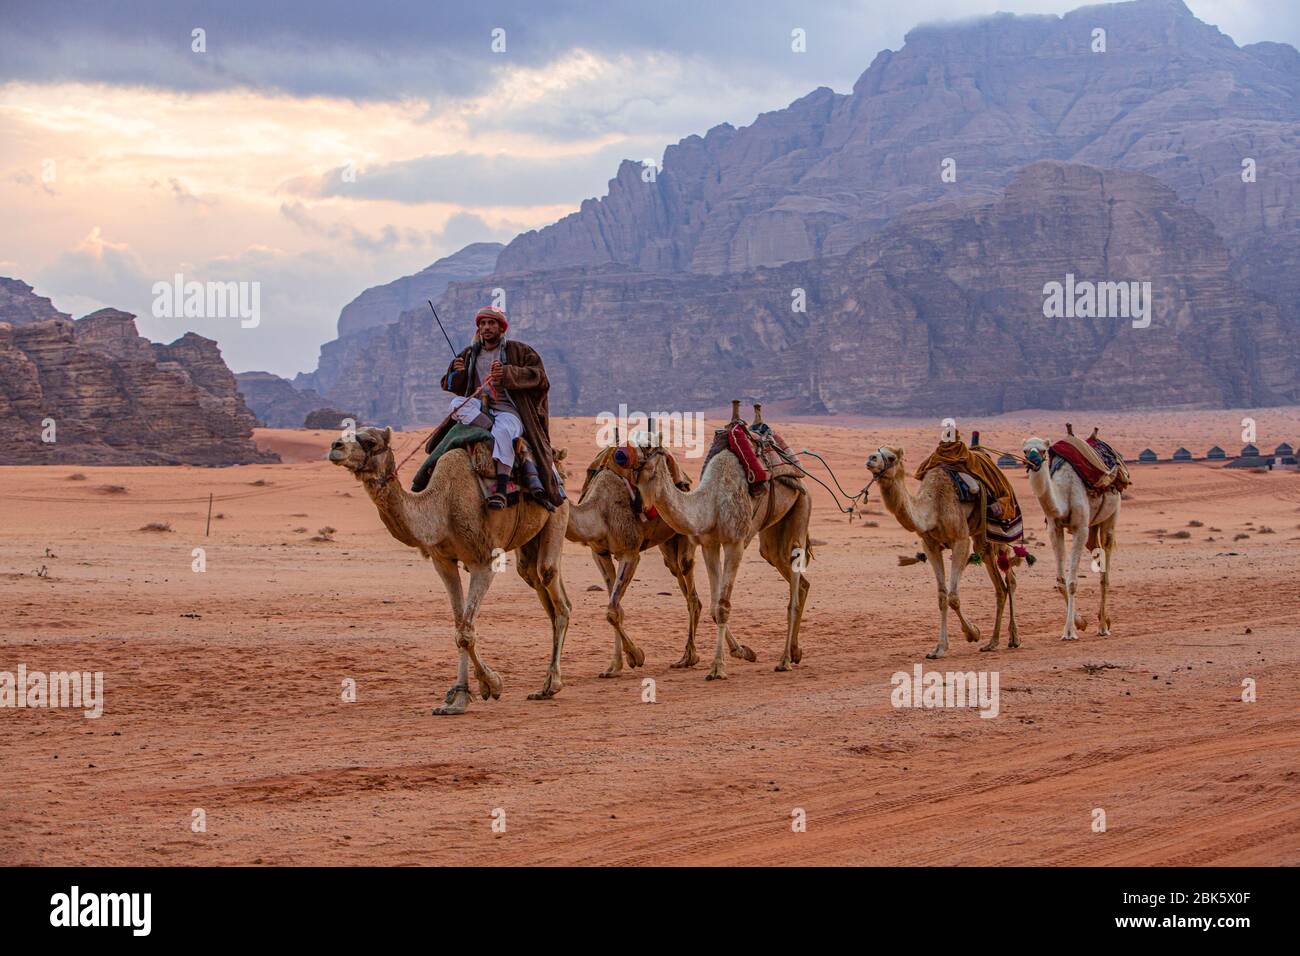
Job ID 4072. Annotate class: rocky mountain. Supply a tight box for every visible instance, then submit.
[0,277,70,325]
[235,371,332,427]
[335,241,503,339]
[296,0,1300,423]
[0,285,278,465]
[301,163,1299,423]
[499,0,1300,289]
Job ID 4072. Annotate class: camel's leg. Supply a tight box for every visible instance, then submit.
[947,537,981,644]
[698,542,728,679]
[1005,562,1020,649]
[595,550,643,677]
[979,547,1008,653]
[1097,524,1116,636]
[661,537,702,668]
[759,509,810,672]
[526,513,571,700]
[1062,527,1089,641]
[460,564,503,701]
[924,541,950,660]
[430,557,474,715]
[782,491,813,665]
[1050,522,1068,600]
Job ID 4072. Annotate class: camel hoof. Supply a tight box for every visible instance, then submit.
[730,644,757,662]
[774,662,792,672]
[1060,634,1078,642]
[1074,615,1089,632]
[598,666,622,679]
[1008,637,1021,649]
[432,686,471,716]
[705,667,727,681]
[527,688,560,700]
[791,646,803,664]
[476,667,502,701]
[1097,627,1111,637]
[926,649,946,660]
[627,645,646,668]
[670,656,698,669]
[979,642,999,652]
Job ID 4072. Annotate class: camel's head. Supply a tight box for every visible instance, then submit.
[865,445,903,480]
[619,434,665,489]
[1022,437,1050,472]
[328,425,394,478]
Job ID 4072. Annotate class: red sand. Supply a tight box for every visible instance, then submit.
[2,408,1298,865]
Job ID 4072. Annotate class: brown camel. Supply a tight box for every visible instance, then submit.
[329,426,571,715]
[630,403,812,681]
[865,445,1020,659]
[564,449,703,676]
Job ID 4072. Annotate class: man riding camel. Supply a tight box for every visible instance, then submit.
[425,305,561,511]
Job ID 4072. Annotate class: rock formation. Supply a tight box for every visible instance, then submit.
[235,371,332,428]
[308,163,1298,423]
[295,0,1300,422]
[0,286,278,465]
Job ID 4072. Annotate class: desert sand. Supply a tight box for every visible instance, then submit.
[2,407,1298,865]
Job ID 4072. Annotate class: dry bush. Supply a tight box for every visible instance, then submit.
[67,473,86,481]
[96,484,126,494]
[139,522,172,532]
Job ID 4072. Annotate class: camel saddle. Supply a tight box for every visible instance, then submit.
[410,422,566,505]
[916,437,1024,553]
[1049,434,1131,494]
[703,420,803,497]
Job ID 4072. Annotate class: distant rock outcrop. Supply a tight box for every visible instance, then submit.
[0,285,277,465]
[302,407,356,430]
[235,370,330,428]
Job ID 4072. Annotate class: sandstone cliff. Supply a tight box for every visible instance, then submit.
[498,0,1300,294]
[235,371,333,427]
[0,290,278,465]
[313,163,1297,423]
[297,0,1300,422]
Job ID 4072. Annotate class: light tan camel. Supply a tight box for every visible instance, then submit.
[1022,435,1122,641]
[329,426,571,715]
[564,454,702,676]
[630,403,812,680]
[865,446,1019,659]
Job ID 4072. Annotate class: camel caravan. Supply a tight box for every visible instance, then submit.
[325,304,1132,715]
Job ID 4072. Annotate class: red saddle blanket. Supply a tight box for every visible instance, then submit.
[1049,438,1108,488]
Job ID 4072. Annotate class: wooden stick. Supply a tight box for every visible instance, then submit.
[205,492,213,537]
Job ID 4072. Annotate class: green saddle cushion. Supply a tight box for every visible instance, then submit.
[411,422,492,492]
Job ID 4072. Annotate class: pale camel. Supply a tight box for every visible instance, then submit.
[630,404,812,680]
[564,457,702,676]
[1022,435,1122,641]
[864,446,1020,659]
[329,426,571,715]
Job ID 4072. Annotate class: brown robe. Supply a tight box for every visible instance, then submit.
[424,339,562,505]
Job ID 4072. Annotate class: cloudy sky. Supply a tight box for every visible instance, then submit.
[1,0,1294,377]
